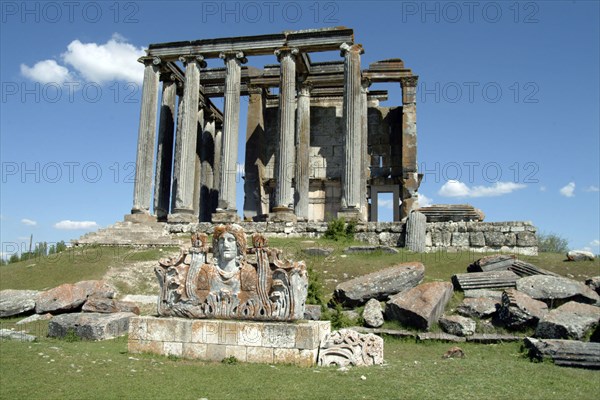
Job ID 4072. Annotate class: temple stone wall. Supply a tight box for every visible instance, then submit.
[260,99,402,221]
[166,220,537,255]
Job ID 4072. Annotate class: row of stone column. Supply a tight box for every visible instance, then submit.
[131,45,419,223]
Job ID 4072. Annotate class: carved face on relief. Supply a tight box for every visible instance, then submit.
[218,232,238,262]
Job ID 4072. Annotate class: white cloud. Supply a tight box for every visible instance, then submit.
[417,193,433,207]
[62,33,145,84]
[54,220,98,230]
[20,59,72,84]
[539,186,547,192]
[585,185,599,192]
[378,199,394,209]
[21,34,145,85]
[438,180,471,197]
[438,180,526,198]
[590,239,600,247]
[21,218,37,226]
[559,182,575,197]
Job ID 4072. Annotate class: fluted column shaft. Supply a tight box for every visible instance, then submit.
[153,75,176,220]
[172,55,204,216]
[274,48,298,210]
[212,123,223,212]
[217,52,245,211]
[340,43,364,210]
[400,75,420,219]
[360,79,370,216]
[132,57,160,214]
[244,86,265,219]
[294,83,311,219]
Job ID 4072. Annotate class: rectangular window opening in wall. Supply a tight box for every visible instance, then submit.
[377,192,394,222]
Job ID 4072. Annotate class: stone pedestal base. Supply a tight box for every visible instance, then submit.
[125,213,157,224]
[269,207,297,222]
[211,210,241,223]
[168,212,198,224]
[337,208,364,222]
[128,317,331,367]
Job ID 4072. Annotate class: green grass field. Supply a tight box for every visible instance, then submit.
[1,239,599,399]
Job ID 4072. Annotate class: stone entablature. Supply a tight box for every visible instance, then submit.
[128,316,331,367]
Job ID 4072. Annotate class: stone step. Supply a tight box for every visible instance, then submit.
[416,204,484,222]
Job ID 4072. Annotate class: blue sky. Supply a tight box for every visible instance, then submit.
[1,0,598,257]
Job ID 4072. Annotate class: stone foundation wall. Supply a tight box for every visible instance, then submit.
[166,220,537,255]
[128,316,331,367]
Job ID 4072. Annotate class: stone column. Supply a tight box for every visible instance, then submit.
[399,75,421,219]
[130,56,160,219]
[153,74,176,221]
[193,107,205,218]
[212,121,223,214]
[170,93,184,213]
[213,51,246,223]
[244,86,265,220]
[294,82,311,220]
[360,78,371,220]
[272,47,298,221]
[338,43,364,221]
[169,55,205,223]
[199,115,216,222]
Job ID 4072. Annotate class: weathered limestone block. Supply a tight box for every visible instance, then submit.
[451,232,470,247]
[318,329,384,367]
[452,270,519,291]
[484,231,505,247]
[469,232,485,247]
[0,329,36,342]
[0,289,39,317]
[516,231,537,247]
[516,275,600,306]
[333,262,425,307]
[567,250,596,261]
[586,277,600,295]
[468,254,516,273]
[48,312,136,340]
[35,284,86,314]
[121,294,158,315]
[385,282,453,330]
[304,304,322,321]
[497,289,548,330]
[439,315,476,336]
[457,297,499,319]
[82,297,140,315]
[535,302,600,340]
[302,247,334,257]
[362,299,384,328]
[524,337,600,369]
[129,316,330,366]
[16,313,52,325]
[463,289,503,301]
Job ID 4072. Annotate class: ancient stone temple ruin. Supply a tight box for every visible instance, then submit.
[128,27,420,224]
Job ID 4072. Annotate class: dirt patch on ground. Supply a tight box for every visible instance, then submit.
[102,250,179,296]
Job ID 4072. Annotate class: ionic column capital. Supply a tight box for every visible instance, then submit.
[138,56,163,66]
[219,51,248,64]
[361,77,372,92]
[400,75,419,88]
[298,82,312,97]
[340,43,364,57]
[178,54,207,68]
[274,47,299,62]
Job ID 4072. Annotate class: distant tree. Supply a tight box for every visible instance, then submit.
[538,232,569,253]
[0,258,7,266]
[56,241,67,253]
[8,254,20,263]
